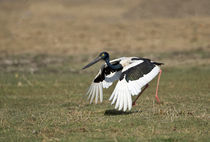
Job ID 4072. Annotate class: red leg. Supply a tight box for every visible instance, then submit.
[132,84,149,106]
[155,69,162,103]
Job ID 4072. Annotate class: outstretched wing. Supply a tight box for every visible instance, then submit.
[109,58,161,111]
[86,58,124,104]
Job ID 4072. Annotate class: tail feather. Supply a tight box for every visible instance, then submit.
[152,62,164,66]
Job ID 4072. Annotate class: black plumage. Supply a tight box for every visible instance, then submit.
[83,52,164,111]
[94,60,122,83]
[120,59,160,82]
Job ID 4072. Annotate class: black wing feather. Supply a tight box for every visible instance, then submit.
[94,60,122,83]
[120,59,156,82]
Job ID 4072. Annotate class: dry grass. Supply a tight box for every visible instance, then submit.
[0,0,210,58]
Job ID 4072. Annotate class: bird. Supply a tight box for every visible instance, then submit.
[82,52,163,111]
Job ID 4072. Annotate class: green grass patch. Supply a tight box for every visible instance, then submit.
[0,59,209,141]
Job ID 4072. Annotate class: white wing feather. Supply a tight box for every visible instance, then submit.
[126,66,160,96]
[86,58,124,104]
[109,60,160,111]
[87,82,103,104]
[86,57,161,111]
[102,71,122,88]
[110,79,132,111]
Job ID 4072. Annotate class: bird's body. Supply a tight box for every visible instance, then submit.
[83,52,163,111]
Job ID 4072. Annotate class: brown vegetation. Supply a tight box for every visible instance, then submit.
[0,0,210,58]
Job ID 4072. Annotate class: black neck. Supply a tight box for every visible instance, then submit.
[105,58,122,70]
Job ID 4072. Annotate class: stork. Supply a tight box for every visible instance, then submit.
[83,52,163,111]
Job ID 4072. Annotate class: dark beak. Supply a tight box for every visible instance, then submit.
[82,56,102,69]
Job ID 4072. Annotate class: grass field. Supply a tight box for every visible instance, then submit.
[0,0,210,141]
[0,53,209,142]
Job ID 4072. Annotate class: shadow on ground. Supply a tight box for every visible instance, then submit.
[104,109,142,116]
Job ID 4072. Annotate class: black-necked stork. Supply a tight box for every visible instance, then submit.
[83,52,163,111]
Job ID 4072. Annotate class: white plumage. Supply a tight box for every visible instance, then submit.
[83,52,163,111]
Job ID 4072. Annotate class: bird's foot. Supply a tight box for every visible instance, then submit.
[155,96,160,104]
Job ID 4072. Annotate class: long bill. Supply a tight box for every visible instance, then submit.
[82,56,102,69]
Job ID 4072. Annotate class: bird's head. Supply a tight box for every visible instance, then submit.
[99,52,109,60]
[82,52,109,69]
